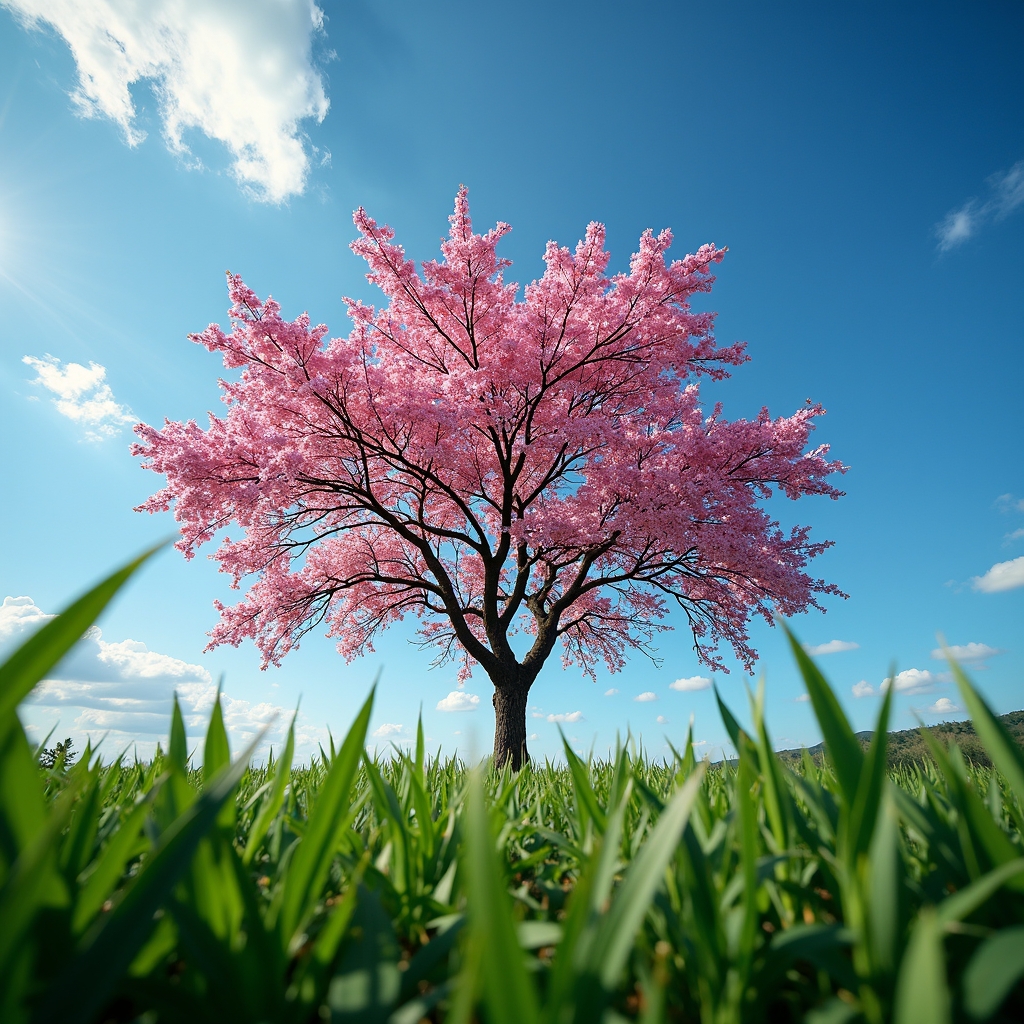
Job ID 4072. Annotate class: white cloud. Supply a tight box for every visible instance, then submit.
[924,697,960,715]
[656,715,668,724]
[546,711,584,723]
[669,675,711,692]
[604,688,619,696]
[794,692,811,702]
[23,354,135,440]
[436,691,480,713]
[851,680,875,698]
[802,640,859,656]
[931,642,1004,665]
[972,556,1024,593]
[634,691,658,702]
[5,594,289,756]
[372,723,403,738]
[936,160,1024,251]
[528,733,538,740]
[996,494,1024,513]
[881,669,938,695]
[4,0,329,202]
[936,204,978,251]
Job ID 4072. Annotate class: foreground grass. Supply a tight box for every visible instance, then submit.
[2,553,1023,1023]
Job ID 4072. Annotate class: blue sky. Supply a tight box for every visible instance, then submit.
[1,0,1021,763]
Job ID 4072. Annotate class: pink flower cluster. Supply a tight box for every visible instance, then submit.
[133,189,845,682]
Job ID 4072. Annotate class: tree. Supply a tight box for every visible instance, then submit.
[133,190,845,768]
[39,737,76,771]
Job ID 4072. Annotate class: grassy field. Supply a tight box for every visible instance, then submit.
[2,552,1023,1023]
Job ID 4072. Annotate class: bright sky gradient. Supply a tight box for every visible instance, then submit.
[1,0,1021,763]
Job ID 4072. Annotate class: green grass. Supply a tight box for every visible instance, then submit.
[2,552,1022,1023]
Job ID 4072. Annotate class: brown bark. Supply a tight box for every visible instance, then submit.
[491,683,531,770]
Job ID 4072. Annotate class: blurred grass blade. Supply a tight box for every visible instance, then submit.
[893,907,950,1024]
[462,767,540,1024]
[946,651,1024,804]
[962,925,1024,1021]
[782,621,864,804]
[935,859,1024,926]
[0,542,165,720]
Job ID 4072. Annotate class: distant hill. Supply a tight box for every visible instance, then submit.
[772,710,1024,770]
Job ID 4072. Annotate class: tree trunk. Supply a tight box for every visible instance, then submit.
[492,683,531,770]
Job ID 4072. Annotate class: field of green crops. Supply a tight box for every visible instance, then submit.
[3,552,1023,1024]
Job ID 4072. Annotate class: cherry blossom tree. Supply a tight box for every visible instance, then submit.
[134,190,845,768]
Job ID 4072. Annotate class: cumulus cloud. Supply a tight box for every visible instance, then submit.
[656,715,668,724]
[546,711,584,723]
[604,688,619,696]
[4,594,289,756]
[634,691,657,702]
[851,680,875,699]
[802,640,859,656]
[23,354,134,440]
[372,723,403,738]
[936,159,1024,251]
[436,691,480,713]
[924,697,960,715]
[3,0,330,202]
[669,675,711,692]
[930,642,1004,667]
[971,556,1024,593]
[881,669,939,695]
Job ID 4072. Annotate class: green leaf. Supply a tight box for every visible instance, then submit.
[946,652,1024,806]
[579,765,706,1008]
[276,686,374,947]
[962,925,1024,1021]
[461,767,540,1024]
[243,708,296,867]
[846,674,893,861]
[893,907,950,1024]
[0,542,166,721]
[37,728,264,1024]
[72,785,160,934]
[935,859,1024,926]
[782,621,864,806]
[168,693,188,775]
[203,687,235,831]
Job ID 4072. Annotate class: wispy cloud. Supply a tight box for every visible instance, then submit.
[930,642,1004,667]
[435,691,480,713]
[935,159,1024,251]
[971,556,1024,593]
[3,0,330,202]
[23,354,134,440]
[656,714,669,724]
[802,640,859,656]
[603,688,619,696]
[669,676,711,692]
